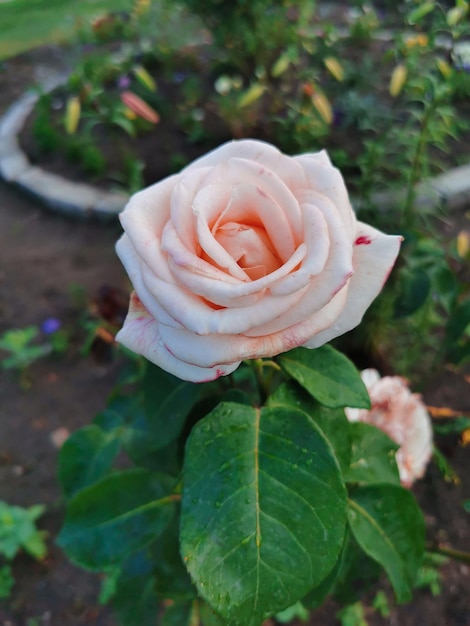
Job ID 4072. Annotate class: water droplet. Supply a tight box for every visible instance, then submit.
[201,423,211,433]
[302,448,308,454]
[291,464,298,470]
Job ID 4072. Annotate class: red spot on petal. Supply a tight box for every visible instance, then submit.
[131,292,144,308]
[355,235,372,246]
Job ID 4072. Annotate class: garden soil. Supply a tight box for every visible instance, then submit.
[0,46,469,626]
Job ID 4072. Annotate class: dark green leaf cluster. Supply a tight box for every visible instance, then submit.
[173,0,313,76]
[58,347,426,625]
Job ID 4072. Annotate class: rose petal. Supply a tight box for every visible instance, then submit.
[303,223,402,348]
[167,243,307,308]
[119,175,177,282]
[116,292,240,382]
[295,154,355,238]
[116,235,183,329]
[157,287,349,367]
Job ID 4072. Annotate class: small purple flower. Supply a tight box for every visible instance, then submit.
[117,75,131,90]
[41,318,62,335]
[173,72,187,84]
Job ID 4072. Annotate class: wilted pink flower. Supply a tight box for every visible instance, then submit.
[346,369,433,487]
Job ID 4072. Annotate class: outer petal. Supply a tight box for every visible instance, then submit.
[157,288,349,367]
[183,139,309,198]
[303,223,402,348]
[115,293,240,382]
[119,174,177,282]
[295,154,355,238]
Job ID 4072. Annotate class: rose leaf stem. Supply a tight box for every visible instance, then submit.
[426,542,470,565]
[251,358,271,405]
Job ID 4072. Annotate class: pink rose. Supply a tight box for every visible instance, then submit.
[116,140,401,382]
[346,369,433,487]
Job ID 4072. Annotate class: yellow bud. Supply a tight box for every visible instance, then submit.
[271,53,291,78]
[324,57,345,81]
[389,64,407,97]
[405,34,429,48]
[64,96,81,134]
[123,108,137,120]
[312,92,333,124]
[238,83,265,108]
[134,65,157,92]
[447,6,464,26]
[456,230,470,258]
[461,428,470,447]
[437,58,452,78]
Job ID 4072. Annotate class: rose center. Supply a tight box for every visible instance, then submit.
[213,221,281,280]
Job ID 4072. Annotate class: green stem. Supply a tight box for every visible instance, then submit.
[252,358,270,405]
[426,542,470,565]
[402,98,438,228]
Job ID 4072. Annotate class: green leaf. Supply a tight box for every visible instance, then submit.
[275,601,309,623]
[277,346,370,409]
[463,500,470,513]
[0,502,45,560]
[432,446,460,484]
[150,509,195,601]
[0,565,14,599]
[181,402,347,625]
[302,562,338,610]
[199,601,228,626]
[347,485,425,602]
[108,394,181,475]
[0,326,38,351]
[269,381,351,474]
[161,603,193,626]
[393,267,431,318]
[345,423,400,485]
[445,298,470,365]
[143,363,202,449]
[58,424,122,498]
[328,531,381,605]
[22,530,47,560]
[336,602,368,626]
[57,469,176,570]
[111,551,160,626]
[433,416,470,435]
[408,1,435,24]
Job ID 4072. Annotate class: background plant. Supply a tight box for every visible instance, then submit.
[0,501,47,600]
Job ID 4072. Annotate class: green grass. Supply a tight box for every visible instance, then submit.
[0,0,136,60]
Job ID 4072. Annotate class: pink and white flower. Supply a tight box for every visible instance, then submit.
[116,139,401,382]
[346,369,433,487]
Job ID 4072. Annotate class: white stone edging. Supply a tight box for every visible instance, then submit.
[0,87,129,220]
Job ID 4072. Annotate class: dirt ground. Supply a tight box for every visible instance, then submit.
[0,47,469,626]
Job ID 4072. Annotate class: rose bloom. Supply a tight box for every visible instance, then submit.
[116,139,401,382]
[345,369,433,487]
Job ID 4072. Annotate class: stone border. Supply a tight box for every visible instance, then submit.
[0,86,129,220]
[1,85,470,219]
